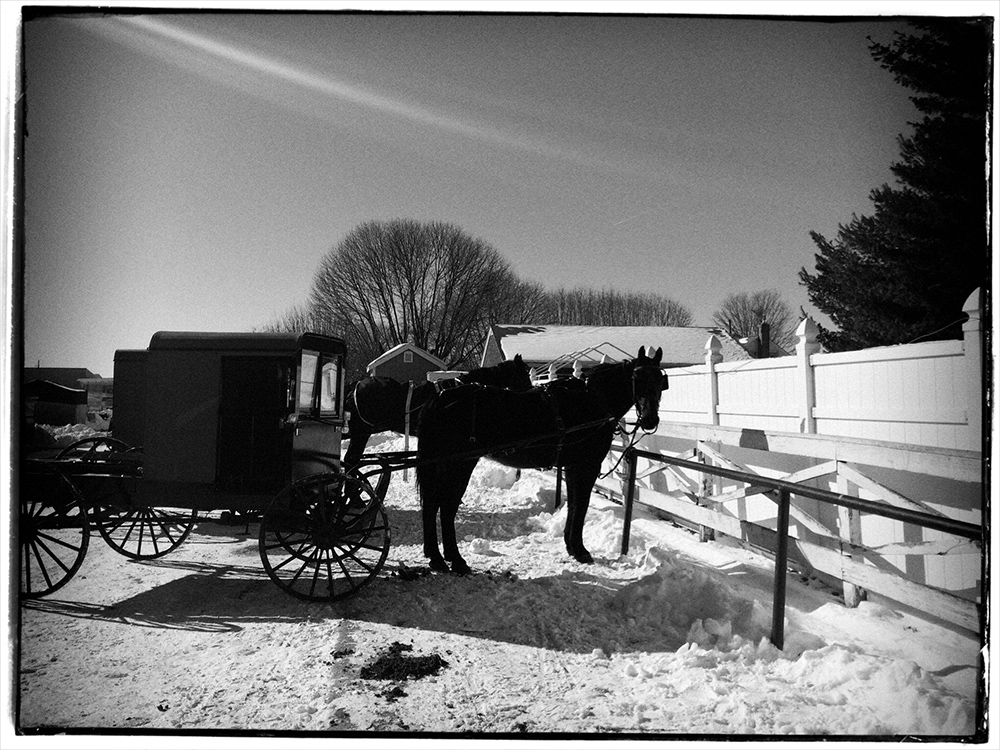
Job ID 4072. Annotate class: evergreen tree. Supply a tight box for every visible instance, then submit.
[799,19,990,351]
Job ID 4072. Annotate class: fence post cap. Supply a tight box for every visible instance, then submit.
[705,334,723,364]
[962,287,982,319]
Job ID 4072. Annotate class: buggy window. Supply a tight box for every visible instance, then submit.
[298,349,342,418]
[319,359,339,414]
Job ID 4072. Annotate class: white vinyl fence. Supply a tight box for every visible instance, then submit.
[656,288,983,452]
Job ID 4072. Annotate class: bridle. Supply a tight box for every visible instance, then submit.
[629,360,665,429]
[595,359,664,480]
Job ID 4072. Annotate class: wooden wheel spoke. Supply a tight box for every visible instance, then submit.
[97,506,195,560]
[259,472,389,601]
[28,541,57,589]
[33,529,85,553]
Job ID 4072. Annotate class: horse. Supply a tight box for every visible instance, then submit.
[342,354,532,468]
[415,346,665,574]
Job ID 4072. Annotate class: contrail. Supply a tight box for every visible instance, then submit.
[102,15,605,169]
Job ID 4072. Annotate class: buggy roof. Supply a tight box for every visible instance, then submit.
[148,331,346,354]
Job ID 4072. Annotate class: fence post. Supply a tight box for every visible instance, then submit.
[962,288,983,448]
[621,449,638,555]
[403,381,414,481]
[837,466,866,608]
[705,334,722,426]
[696,446,716,542]
[795,317,820,434]
[770,488,791,651]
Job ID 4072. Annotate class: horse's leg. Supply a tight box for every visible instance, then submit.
[419,467,449,572]
[342,424,371,469]
[420,496,448,573]
[438,460,477,574]
[563,460,602,564]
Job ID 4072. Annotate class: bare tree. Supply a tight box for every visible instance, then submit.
[310,219,546,375]
[259,303,319,334]
[541,287,692,326]
[711,290,796,352]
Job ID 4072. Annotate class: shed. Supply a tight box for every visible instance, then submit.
[23,367,101,388]
[366,343,446,382]
[23,367,105,427]
[481,324,752,380]
[22,379,88,426]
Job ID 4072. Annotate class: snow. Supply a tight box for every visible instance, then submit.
[8,431,988,747]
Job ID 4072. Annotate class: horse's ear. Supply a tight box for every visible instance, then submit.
[514,354,523,365]
[638,346,646,360]
[653,347,662,364]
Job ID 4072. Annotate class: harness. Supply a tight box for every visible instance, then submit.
[447,358,663,470]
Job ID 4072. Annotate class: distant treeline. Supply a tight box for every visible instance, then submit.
[539,287,692,327]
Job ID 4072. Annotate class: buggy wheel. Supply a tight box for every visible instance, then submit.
[259,472,390,601]
[20,469,90,599]
[56,436,132,462]
[95,504,197,560]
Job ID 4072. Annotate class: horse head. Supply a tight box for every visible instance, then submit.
[633,346,665,431]
[506,354,533,391]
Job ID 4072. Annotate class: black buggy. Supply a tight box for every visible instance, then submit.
[20,331,396,602]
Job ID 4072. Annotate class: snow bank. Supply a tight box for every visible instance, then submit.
[37,423,105,447]
[506,482,978,735]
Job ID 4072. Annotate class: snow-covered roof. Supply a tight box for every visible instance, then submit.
[366,342,446,370]
[485,325,752,368]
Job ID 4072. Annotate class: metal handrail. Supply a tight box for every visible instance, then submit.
[617,447,983,650]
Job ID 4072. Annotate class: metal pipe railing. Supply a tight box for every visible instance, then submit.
[617,447,982,650]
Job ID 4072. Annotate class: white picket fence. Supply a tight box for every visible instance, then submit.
[595,289,985,630]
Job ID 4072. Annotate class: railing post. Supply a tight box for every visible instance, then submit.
[962,288,982,448]
[770,488,791,651]
[554,465,563,510]
[795,318,820,434]
[620,449,638,555]
[705,335,722,426]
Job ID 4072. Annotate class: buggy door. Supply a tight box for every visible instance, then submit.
[217,355,294,494]
[292,348,345,478]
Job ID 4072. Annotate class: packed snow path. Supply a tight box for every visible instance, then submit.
[16,434,982,738]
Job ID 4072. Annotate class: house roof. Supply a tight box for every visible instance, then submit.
[485,325,752,368]
[367,342,447,371]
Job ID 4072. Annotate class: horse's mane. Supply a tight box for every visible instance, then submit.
[584,358,633,383]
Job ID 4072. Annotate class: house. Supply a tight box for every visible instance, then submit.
[480,324,752,380]
[366,343,447,382]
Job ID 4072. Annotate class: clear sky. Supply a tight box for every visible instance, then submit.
[11,2,968,377]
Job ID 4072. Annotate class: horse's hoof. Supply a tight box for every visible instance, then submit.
[450,560,472,575]
[571,551,594,564]
[429,557,449,573]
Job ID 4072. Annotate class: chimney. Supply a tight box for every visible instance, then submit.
[758,322,771,358]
